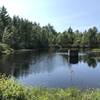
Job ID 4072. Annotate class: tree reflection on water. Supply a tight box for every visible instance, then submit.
[0,51,99,78]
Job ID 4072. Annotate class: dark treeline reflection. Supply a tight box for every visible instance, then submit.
[61,53,100,68]
[0,51,40,77]
[79,55,97,68]
[0,51,100,77]
[0,51,56,77]
[0,53,29,77]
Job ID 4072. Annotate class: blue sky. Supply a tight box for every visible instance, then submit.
[0,0,100,32]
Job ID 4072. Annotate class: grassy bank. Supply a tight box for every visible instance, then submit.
[0,75,100,100]
[91,48,100,52]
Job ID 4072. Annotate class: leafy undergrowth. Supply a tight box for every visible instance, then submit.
[0,75,100,100]
[0,43,14,55]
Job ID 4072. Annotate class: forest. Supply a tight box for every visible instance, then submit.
[0,6,100,50]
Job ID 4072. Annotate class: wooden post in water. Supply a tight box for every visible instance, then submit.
[68,49,78,64]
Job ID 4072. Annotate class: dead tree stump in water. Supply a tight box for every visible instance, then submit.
[68,49,78,64]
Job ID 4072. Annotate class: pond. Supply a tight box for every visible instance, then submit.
[0,50,100,89]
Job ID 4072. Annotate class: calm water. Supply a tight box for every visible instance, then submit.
[0,50,100,89]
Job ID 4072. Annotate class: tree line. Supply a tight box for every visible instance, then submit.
[0,6,100,50]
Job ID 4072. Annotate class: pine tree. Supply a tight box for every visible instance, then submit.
[0,6,11,42]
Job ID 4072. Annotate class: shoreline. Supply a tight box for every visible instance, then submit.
[0,76,100,100]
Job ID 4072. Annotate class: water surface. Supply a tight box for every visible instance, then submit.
[0,50,100,89]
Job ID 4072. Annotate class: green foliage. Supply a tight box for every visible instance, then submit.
[1,75,100,100]
[58,27,100,48]
[0,43,13,54]
[0,6,11,42]
[0,6,100,50]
